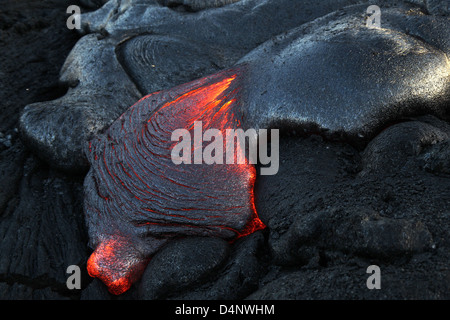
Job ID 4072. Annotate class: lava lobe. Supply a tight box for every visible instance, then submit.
[84,66,265,295]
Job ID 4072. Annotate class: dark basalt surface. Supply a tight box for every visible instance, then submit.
[252,117,450,299]
[19,1,450,171]
[238,5,450,139]
[0,0,88,300]
[0,0,449,299]
[20,0,373,171]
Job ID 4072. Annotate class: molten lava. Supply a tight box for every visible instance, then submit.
[84,66,265,295]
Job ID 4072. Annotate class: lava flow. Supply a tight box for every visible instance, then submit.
[84,66,265,295]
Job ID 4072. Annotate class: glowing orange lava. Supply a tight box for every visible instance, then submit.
[85,67,265,295]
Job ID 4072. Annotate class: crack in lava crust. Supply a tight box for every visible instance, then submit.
[84,66,265,295]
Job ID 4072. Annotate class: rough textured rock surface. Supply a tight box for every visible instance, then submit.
[1,0,449,299]
[20,0,373,171]
[0,0,89,299]
[254,116,450,298]
[138,237,230,299]
[20,33,142,171]
[170,231,268,300]
[19,1,450,171]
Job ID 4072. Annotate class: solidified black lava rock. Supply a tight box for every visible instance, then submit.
[0,0,91,300]
[19,1,450,171]
[238,5,450,139]
[360,120,449,175]
[19,34,142,171]
[116,35,222,95]
[4,0,450,300]
[171,231,267,300]
[420,140,450,174]
[0,153,88,298]
[247,255,450,299]
[254,116,450,298]
[138,237,230,299]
